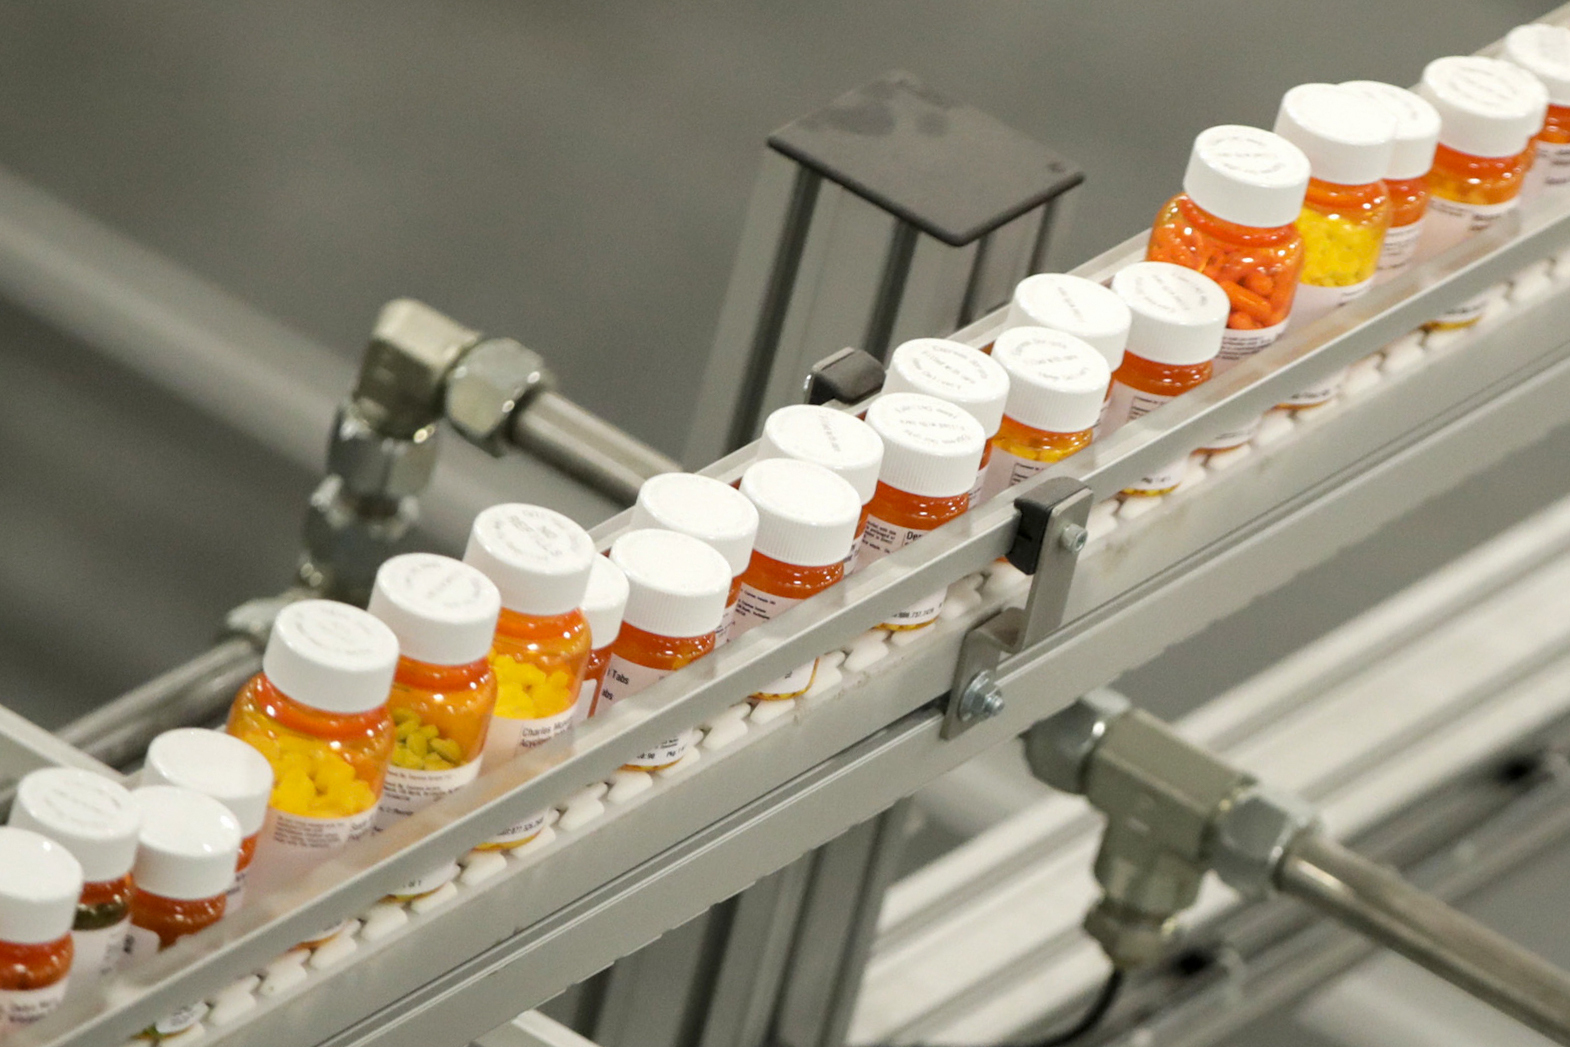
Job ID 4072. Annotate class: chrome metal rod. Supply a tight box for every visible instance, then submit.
[54,638,261,770]
[510,390,681,506]
[1279,832,1570,1045]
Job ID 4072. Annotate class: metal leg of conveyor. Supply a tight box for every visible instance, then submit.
[577,801,908,1047]
[694,862,815,1047]
[773,799,914,1047]
[1280,832,1570,1045]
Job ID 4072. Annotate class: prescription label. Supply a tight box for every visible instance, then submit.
[487,707,574,759]
[1289,277,1371,332]
[598,657,693,769]
[376,759,481,829]
[0,982,68,1033]
[1421,195,1518,328]
[71,918,129,987]
[1218,319,1287,363]
[978,447,1048,501]
[1376,218,1425,278]
[1525,139,1570,199]
[857,514,948,629]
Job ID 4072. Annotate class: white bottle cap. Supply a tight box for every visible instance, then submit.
[881,338,1010,436]
[1182,125,1311,228]
[1339,81,1443,179]
[463,504,596,616]
[262,600,399,715]
[992,328,1112,435]
[865,393,987,500]
[129,786,243,902]
[1504,24,1570,107]
[631,473,759,578]
[583,555,630,651]
[1418,55,1550,158]
[369,553,502,667]
[610,529,733,639]
[1003,274,1131,372]
[1112,262,1229,367]
[1273,83,1396,187]
[8,768,139,883]
[141,729,275,838]
[0,827,81,944]
[740,458,863,568]
[757,405,884,505]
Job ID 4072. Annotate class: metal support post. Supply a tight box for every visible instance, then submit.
[773,799,914,1047]
[686,72,1082,464]
[863,221,920,361]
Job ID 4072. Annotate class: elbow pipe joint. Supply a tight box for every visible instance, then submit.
[1025,694,1318,967]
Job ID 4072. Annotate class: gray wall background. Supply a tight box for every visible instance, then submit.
[0,0,1559,725]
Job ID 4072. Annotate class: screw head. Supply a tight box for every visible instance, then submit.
[1059,523,1088,554]
[959,670,1005,723]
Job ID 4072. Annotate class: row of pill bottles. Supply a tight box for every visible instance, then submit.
[6,772,241,1039]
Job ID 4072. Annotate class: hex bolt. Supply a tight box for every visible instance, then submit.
[1059,523,1089,554]
[959,670,1005,723]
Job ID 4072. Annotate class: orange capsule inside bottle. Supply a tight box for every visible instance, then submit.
[600,530,732,770]
[733,458,861,698]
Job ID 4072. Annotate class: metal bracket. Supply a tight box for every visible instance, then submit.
[942,477,1092,739]
[803,347,886,407]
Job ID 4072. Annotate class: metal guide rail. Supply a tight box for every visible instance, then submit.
[10,23,1570,1047]
[855,491,1570,1045]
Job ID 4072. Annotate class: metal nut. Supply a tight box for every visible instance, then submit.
[1083,897,1176,970]
[300,476,420,605]
[326,402,440,499]
[957,671,1005,723]
[353,299,481,438]
[1059,523,1088,553]
[444,338,553,456]
[1208,785,1318,900]
[1024,689,1131,795]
